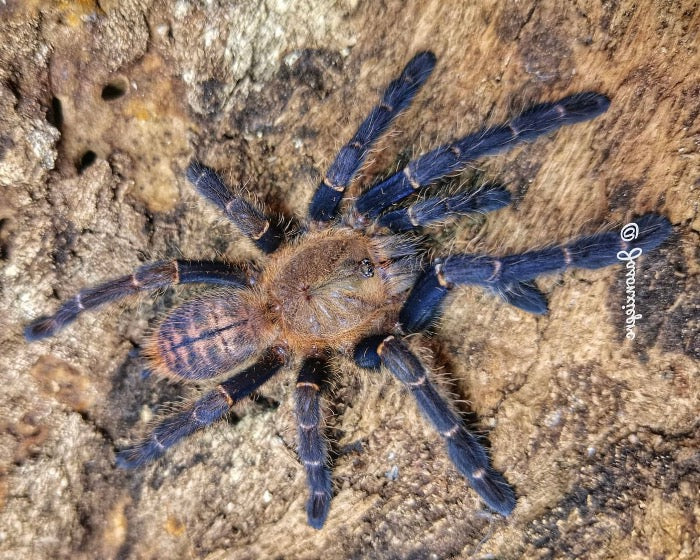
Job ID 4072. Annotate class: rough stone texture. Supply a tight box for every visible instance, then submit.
[1,1,698,559]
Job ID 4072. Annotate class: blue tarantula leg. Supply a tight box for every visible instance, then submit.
[308,51,437,222]
[116,347,287,469]
[355,92,611,218]
[295,356,332,529]
[400,213,672,332]
[186,162,284,253]
[374,335,516,515]
[442,214,672,283]
[377,185,511,232]
[24,260,251,341]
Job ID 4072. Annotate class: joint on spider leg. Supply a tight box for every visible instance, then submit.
[308,183,345,223]
[250,217,270,241]
[486,260,502,283]
[115,434,169,470]
[252,219,285,254]
[132,260,180,290]
[562,247,573,266]
[217,384,234,407]
[296,355,328,391]
[185,160,208,185]
[187,161,235,211]
[186,162,237,210]
[560,214,671,272]
[222,196,284,252]
[353,334,388,370]
[440,255,499,285]
[555,92,611,123]
[115,413,188,469]
[507,92,611,142]
[441,423,460,439]
[377,186,512,233]
[560,232,622,270]
[404,166,421,190]
[185,161,284,252]
[305,466,332,530]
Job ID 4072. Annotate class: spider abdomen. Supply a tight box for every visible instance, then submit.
[144,291,274,380]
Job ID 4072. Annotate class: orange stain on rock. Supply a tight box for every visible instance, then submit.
[164,515,186,537]
[30,355,95,412]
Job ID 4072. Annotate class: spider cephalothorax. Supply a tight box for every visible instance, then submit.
[25,51,671,529]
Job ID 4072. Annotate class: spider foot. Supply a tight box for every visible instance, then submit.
[24,297,83,340]
[626,213,672,254]
[24,315,62,341]
[115,441,165,469]
[306,482,332,530]
[490,281,548,315]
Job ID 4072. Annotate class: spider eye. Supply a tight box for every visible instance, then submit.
[359,258,374,278]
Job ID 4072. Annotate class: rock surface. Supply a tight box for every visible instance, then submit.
[1,1,697,559]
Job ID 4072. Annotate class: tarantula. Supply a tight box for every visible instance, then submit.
[25,51,671,529]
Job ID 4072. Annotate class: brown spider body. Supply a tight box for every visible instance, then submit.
[145,228,418,381]
[261,228,416,352]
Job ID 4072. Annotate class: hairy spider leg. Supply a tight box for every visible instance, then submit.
[295,357,332,529]
[400,213,672,333]
[354,335,516,516]
[24,260,251,341]
[355,92,611,218]
[187,162,285,253]
[377,184,511,232]
[116,347,287,469]
[308,51,437,222]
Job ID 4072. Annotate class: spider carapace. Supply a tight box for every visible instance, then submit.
[260,228,411,351]
[25,51,671,529]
